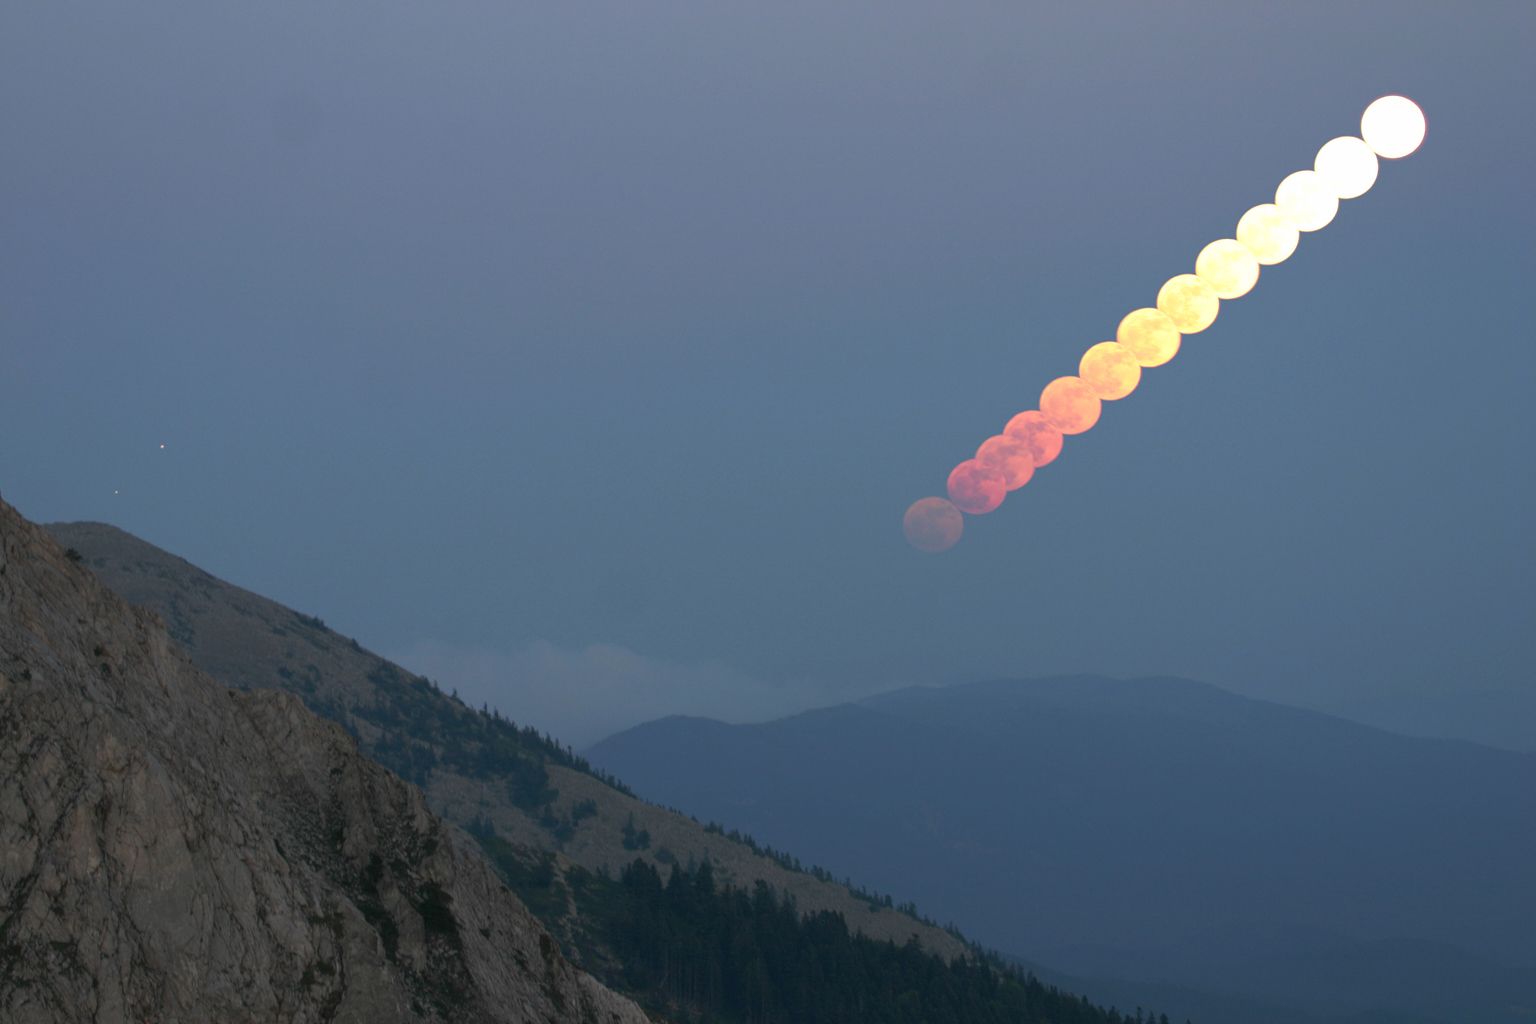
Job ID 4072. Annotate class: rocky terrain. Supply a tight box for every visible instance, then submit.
[1,494,651,1023]
[47,519,969,965]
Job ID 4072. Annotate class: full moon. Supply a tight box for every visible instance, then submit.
[1004,410,1064,468]
[947,459,1007,514]
[1040,376,1102,435]
[1314,136,1378,199]
[976,434,1035,490]
[1361,95,1426,159]
[1078,341,1141,400]
[1274,170,1339,231]
[1116,308,1181,368]
[903,497,964,552]
[1156,274,1220,334]
[1195,239,1260,299]
[1236,203,1300,265]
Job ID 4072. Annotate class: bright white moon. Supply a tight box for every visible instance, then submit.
[1314,136,1378,199]
[1235,204,1300,265]
[1274,171,1339,232]
[1195,239,1260,300]
[1361,95,1425,159]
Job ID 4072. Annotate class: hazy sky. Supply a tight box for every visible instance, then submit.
[3,2,1532,748]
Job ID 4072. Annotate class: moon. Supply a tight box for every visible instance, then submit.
[1236,203,1300,265]
[1361,95,1425,159]
[1275,170,1339,231]
[1039,376,1102,435]
[947,459,1007,514]
[1116,308,1181,368]
[1078,341,1141,400]
[1314,136,1378,199]
[1195,239,1260,299]
[1004,410,1064,468]
[903,497,964,552]
[976,434,1035,490]
[1156,274,1220,334]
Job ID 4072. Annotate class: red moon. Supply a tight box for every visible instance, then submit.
[903,496,964,552]
[1004,410,1063,468]
[975,434,1035,491]
[946,459,1007,515]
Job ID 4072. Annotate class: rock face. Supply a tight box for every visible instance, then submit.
[44,521,972,965]
[0,494,651,1024]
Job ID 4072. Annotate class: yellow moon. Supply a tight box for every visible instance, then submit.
[1116,308,1181,368]
[975,434,1035,490]
[1236,203,1300,265]
[1195,239,1259,299]
[1078,341,1141,400]
[1157,274,1219,334]
[904,497,964,552]
[1361,95,1425,159]
[1040,376,1102,435]
[1274,170,1339,231]
[1004,410,1063,468]
[1314,136,1378,199]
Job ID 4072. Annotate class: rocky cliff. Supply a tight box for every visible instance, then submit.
[0,494,651,1024]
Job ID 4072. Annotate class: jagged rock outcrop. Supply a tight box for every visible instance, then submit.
[0,494,651,1024]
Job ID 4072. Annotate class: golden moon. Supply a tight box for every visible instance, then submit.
[903,497,964,552]
[1039,376,1102,435]
[1235,203,1300,265]
[947,459,1007,514]
[1156,274,1219,334]
[1361,95,1425,159]
[1195,239,1260,299]
[1003,410,1064,468]
[1116,308,1181,368]
[1274,170,1339,231]
[976,434,1035,490]
[1078,341,1141,400]
[1314,136,1378,199]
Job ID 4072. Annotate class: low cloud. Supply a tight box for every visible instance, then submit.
[386,639,843,750]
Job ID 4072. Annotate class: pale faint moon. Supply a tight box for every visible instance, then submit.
[1361,95,1425,159]
[1156,274,1219,334]
[1314,136,1378,199]
[1195,239,1260,299]
[904,497,964,552]
[1003,410,1064,468]
[1078,341,1141,401]
[976,434,1035,490]
[947,459,1007,515]
[1236,203,1300,265]
[1039,376,1102,435]
[1274,170,1339,231]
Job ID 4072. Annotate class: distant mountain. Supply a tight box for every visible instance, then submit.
[588,677,1536,1024]
[1,495,648,1022]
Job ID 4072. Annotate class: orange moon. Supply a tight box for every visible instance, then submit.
[1039,376,1102,435]
[976,434,1035,490]
[1004,410,1064,468]
[947,459,1007,514]
[1078,341,1141,400]
[903,497,964,552]
[1116,308,1181,368]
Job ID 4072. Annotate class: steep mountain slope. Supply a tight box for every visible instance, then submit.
[1,495,650,1023]
[45,520,970,969]
[588,678,1536,1024]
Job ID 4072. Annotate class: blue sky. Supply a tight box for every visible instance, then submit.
[3,2,1532,747]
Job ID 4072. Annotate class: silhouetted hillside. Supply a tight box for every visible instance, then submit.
[588,677,1536,1024]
